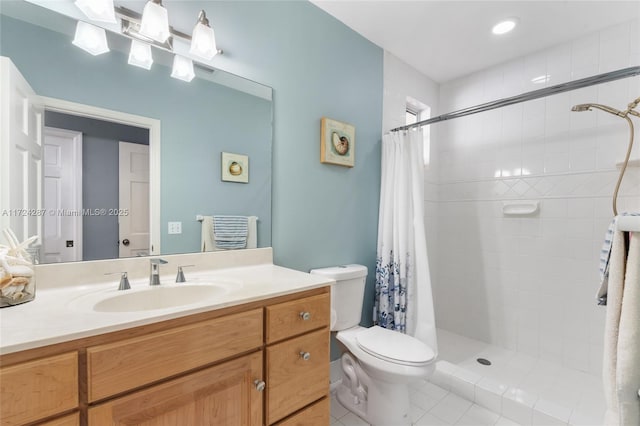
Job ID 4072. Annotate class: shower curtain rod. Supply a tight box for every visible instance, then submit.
[390,66,640,132]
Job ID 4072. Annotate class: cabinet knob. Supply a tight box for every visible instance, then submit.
[299,351,311,361]
[254,380,266,392]
[299,311,311,321]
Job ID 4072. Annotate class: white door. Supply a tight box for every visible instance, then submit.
[43,127,82,263]
[118,141,149,257]
[0,57,43,257]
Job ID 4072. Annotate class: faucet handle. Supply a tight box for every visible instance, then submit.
[105,272,131,291]
[176,265,195,283]
[150,258,168,265]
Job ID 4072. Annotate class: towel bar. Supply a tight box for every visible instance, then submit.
[196,215,259,222]
[616,215,640,232]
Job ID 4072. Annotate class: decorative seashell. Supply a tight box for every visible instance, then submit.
[1,284,24,298]
[229,161,243,176]
[332,132,349,155]
[0,272,12,288]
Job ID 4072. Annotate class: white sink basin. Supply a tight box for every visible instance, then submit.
[69,283,233,313]
[93,285,228,312]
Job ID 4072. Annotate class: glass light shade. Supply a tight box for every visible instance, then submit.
[171,55,195,82]
[74,0,116,23]
[72,21,110,56]
[190,22,217,60]
[128,40,153,70]
[139,1,170,43]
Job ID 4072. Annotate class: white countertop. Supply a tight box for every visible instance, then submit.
[0,264,333,355]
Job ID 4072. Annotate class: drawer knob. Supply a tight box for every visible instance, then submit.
[299,311,311,321]
[254,380,266,392]
[299,351,311,361]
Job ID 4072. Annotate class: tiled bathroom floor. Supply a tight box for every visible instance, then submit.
[330,328,605,426]
[330,383,522,425]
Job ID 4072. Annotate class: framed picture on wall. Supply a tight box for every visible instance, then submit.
[221,152,249,183]
[320,117,355,167]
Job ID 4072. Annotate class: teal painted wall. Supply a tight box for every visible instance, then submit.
[199,0,383,333]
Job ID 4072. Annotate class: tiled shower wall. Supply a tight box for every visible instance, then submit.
[431,19,640,375]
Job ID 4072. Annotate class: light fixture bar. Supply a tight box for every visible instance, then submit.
[114,6,223,55]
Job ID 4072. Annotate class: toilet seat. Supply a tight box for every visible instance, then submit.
[355,326,435,366]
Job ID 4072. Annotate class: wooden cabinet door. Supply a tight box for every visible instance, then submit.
[88,351,263,426]
[0,352,78,426]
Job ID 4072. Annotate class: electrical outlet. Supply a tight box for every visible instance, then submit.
[168,221,182,234]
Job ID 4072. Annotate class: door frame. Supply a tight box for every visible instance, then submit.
[39,96,161,255]
[43,126,83,262]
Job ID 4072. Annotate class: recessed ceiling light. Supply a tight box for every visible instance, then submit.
[492,19,518,35]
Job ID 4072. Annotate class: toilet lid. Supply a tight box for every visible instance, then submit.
[356,326,435,366]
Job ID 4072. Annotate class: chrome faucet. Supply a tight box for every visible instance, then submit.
[105,271,131,291]
[149,258,168,286]
[175,265,194,283]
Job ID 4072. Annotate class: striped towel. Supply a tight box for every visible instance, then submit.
[598,212,640,305]
[213,216,248,250]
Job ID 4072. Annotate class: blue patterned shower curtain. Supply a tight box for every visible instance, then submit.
[374,129,437,348]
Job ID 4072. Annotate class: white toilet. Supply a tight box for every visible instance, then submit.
[310,264,437,426]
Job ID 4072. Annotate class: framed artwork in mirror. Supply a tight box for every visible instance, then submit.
[221,152,249,183]
[320,117,355,167]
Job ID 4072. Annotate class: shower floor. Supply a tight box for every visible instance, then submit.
[329,328,604,426]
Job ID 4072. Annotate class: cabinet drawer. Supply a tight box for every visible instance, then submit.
[37,412,80,426]
[87,308,263,402]
[0,352,78,426]
[266,328,329,424]
[266,292,330,343]
[274,397,329,426]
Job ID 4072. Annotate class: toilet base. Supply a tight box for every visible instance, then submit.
[336,354,412,426]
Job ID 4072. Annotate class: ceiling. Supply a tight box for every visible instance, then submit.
[311,1,640,83]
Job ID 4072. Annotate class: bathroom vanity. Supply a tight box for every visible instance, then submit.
[0,249,332,426]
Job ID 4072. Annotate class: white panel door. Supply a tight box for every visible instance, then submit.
[43,127,82,263]
[0,57,43,255]
[118,141,149,257]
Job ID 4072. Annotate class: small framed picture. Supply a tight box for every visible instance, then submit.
[320,117,355,168]
[221,152,249,183]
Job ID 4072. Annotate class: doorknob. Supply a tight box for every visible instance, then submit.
[122,239,130,246]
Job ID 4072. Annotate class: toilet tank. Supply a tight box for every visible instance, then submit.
[309,264,367,331]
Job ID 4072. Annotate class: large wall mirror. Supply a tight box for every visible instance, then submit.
[0,1,272,264]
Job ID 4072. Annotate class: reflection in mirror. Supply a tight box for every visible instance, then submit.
[0,1,273,264]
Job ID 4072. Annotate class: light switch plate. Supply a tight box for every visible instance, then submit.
[168,221,182,234]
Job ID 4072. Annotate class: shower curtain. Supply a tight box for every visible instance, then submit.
[374,129,437,351]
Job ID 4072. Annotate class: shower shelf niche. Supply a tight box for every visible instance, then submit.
[502,200,539,216]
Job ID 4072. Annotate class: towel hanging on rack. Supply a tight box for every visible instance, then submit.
[200,215,258,251]
[598,213,640,305]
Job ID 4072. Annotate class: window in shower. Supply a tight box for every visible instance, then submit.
[406,97,431,166]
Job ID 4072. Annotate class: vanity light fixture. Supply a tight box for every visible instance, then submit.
[171,55,195,82]
[139,0,170,43]
[72,21,110,56]
[492,18,518,35]
[74,0,116,23]
[72,4,224,83]
[128,39,153,70]
[190,10,218,60]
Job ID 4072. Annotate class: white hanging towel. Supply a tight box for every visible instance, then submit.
[603,230,640,426]
[201,216,257,252]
